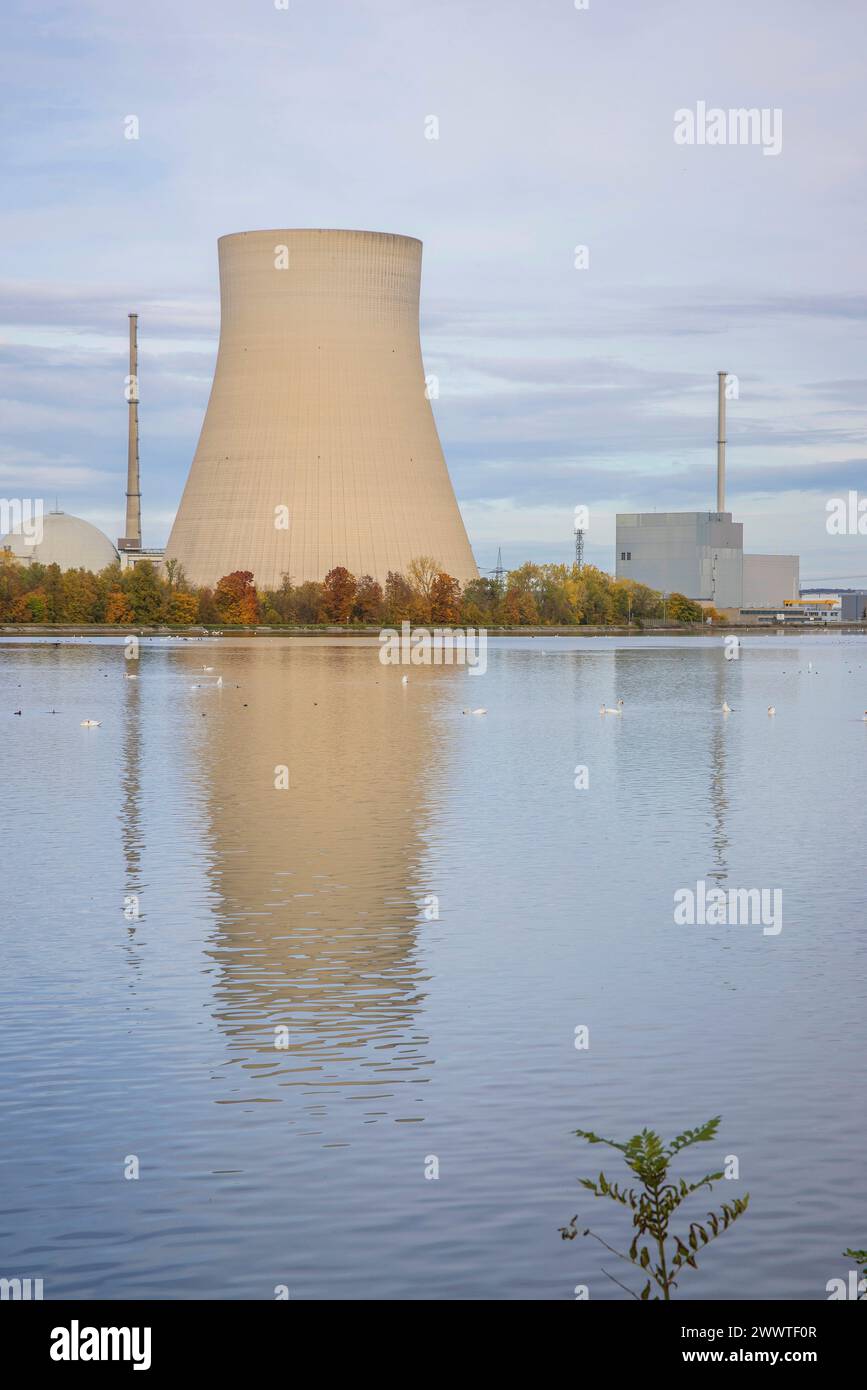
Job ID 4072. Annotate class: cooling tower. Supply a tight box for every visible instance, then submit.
[166,229,478,590]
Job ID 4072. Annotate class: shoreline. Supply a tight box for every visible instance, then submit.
[2,622,866,639]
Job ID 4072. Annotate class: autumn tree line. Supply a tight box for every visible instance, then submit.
[0,552,711,627]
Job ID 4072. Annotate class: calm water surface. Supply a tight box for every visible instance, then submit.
[1,633,865,1299]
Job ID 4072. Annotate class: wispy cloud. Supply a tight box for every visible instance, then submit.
[2,0,866,578]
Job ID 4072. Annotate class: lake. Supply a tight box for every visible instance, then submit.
[0,632,864,1300]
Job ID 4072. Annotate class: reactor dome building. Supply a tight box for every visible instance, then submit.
[1,510,118,572]
[165,229,478,590]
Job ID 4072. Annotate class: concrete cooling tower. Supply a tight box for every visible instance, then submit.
[165,229,478,590]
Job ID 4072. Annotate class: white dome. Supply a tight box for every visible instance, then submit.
[1,511,118,573]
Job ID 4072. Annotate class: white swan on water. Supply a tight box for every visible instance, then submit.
[600,704,622,715]
[722,701,733,714]
[80,719,100,728]
[768,705,776,716]
[462,707,487,715]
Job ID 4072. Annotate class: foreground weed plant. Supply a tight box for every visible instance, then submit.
[559,1116,749,1300]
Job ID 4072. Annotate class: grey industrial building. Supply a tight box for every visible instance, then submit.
[615,373,799,611]
[840,590,867,620]
[616,510,745,608]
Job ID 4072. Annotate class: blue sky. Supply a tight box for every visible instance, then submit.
[2,0,866,582]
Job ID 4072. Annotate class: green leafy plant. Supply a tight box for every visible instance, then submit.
[559,1116,749,1300]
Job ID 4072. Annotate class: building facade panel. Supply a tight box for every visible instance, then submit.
[742,554,799,607]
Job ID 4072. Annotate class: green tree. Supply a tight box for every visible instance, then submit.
[292,581,324,624]
[0,555,25,621]
[197,587,220,625]
[667,592,703,624]
[461,578,499,625]
[42,563,64,622]
[266,574,295,624]
[59,568,100,623]
[123,561,166,624]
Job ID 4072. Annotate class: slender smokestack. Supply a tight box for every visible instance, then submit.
[716,370,726,514]
[124,313,141,547]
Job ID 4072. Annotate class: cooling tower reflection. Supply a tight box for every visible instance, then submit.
[193,640,437,1131]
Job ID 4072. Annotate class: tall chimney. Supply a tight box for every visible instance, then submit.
[716,370,726,514]
[124,313,141,548]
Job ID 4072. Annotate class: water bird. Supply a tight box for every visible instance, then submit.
[216,677,223,687]
[401,675,408,685]
[124,672,137,679]
[767,706,776,716]
[600,705,622,715]
[462,708,487,715]
[80,719,100,728]
[202,666,214,672]
[722,701,733,714]
[13,709,21,715]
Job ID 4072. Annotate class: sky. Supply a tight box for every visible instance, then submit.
[2,0,866,583]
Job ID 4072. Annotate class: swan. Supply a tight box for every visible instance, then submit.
[80,719,100,728]
[600,705,622,715]
[202,666,214,672]
[462,707,487,715]
[767,705,776,715]
[401,675,408,685]
[722,701,732,714]
[123,673,137,679]
[216,677,223,687]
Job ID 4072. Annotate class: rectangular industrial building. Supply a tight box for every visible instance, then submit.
[840,590,867,620]
[616,511,744,608]
[742,554,799,607]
